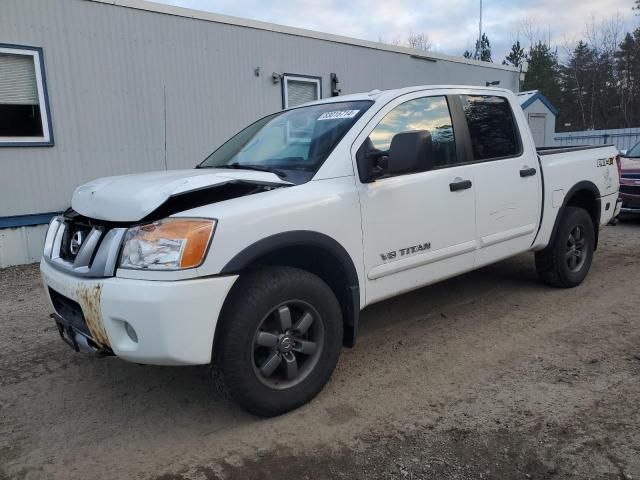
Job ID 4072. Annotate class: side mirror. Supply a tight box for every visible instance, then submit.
[387,130,433,176]
[356,138,385,183]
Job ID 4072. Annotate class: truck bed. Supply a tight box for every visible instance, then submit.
[532,143,619,251]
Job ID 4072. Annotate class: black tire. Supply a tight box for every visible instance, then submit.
[213,266,343,417]
[535,206,595,288]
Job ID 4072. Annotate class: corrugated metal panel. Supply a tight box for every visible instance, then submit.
[554,127,640,151]
[0,0,520,221]
[0,224,47,267]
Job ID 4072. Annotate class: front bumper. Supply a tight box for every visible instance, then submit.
[614,198,623,216]
[40,259,238,365]
[619,187,640,213]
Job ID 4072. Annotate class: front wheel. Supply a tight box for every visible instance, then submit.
[535,206,595,288]
[213,267,343,417]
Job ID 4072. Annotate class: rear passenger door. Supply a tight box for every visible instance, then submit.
[457,94,542,267]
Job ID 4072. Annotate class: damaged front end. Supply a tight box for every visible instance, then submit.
[43,175,289,355]
[49,285,113,356]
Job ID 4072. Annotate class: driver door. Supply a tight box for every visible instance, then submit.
[353,93,478,304]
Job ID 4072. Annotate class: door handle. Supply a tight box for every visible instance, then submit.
[520,167,537,177]
[449,179,472,192]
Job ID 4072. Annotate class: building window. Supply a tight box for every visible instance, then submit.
[282,74,321,109]
[0,44,53,146]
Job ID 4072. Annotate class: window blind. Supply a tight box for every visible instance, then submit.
[287,79,319,107]
[0,53,39,105]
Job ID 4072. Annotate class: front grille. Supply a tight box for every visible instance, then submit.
[59,221,93,263]
[620,184,640,196]
[44,212,127,278]
[48,288,90,336]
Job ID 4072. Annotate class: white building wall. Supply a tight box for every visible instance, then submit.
[522,98,556,148]
[0,0,520,267]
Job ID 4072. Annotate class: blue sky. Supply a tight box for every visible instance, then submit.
[160,0,638,60]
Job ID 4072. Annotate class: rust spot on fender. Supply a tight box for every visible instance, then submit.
[76,283,111,347]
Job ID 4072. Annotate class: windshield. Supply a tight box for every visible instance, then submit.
[198,100,372,183]
[627,141,640,157]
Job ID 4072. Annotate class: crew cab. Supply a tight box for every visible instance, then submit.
[40,86,621,416]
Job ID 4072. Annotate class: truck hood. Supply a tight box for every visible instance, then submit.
[72,168,291,222]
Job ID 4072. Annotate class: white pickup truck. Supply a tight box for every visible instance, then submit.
[40,85,621,416]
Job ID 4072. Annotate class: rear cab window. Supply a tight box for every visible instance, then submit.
[459,95,522,161]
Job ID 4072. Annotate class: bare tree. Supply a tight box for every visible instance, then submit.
[377,35,403,47]
[561,36,588,129]
[520,17,543,48]
[584,15,624,128]
[407,32,432,51]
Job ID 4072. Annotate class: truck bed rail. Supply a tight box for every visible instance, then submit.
[537,145,616,156]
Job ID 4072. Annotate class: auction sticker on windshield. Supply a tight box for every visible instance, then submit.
[317,110,360,120]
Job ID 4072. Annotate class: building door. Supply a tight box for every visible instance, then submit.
[528,113,547,147]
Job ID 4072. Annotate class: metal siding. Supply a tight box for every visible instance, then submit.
[0,224,48,267]
[554,127,640,150]
[0,0,519,219]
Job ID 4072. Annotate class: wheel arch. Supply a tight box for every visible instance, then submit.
[549,181,601,251]
[220,231,361,347]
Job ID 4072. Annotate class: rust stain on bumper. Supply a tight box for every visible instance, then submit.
[76,283,111,347]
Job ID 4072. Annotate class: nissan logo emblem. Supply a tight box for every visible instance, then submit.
[70,231,84,255]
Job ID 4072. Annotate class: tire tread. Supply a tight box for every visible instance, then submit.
[213,266,343,417]
[535,206,594,288]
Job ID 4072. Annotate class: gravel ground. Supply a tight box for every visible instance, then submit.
[1,220,639,480]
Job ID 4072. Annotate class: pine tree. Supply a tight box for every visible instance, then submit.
[521,41,561,106]
[462,34,492,62]
[475,33,492,62]
[503,40,527,68]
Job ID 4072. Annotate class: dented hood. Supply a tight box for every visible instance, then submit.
[72,168,291,222]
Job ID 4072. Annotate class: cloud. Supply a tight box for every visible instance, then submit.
[162,0,639,61]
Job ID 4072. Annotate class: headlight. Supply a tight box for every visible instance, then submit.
[120,218,216,270]
[43,216,62,257]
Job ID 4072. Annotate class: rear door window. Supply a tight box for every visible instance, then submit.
[460,95,521,160]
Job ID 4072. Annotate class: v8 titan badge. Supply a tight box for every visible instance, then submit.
[380,242,431,262]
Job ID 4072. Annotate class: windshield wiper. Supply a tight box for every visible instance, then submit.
[204,163,288,179]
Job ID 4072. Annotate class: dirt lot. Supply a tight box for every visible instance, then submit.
[1,220,639,480]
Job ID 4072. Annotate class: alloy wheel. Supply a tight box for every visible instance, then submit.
[251,300,324,390]
[565,224,587,272]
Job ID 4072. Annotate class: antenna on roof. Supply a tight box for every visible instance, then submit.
[476,0,483,60]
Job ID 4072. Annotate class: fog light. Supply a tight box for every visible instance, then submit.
[124,322,138,343]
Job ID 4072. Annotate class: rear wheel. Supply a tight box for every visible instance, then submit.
[535,206,595,288]
[213,267,343,417]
